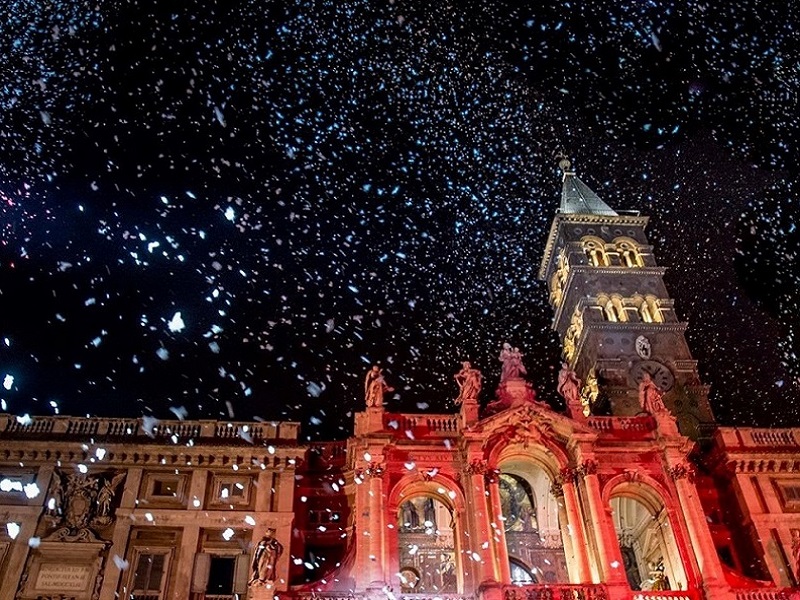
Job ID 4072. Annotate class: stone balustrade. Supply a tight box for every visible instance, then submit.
[384,413,460,436]
[733,590,794,600]
[0,413,299,443]
[587,416,656,434]
[503,584,610,600]
[632,592,699,600]
[716,427,800,449]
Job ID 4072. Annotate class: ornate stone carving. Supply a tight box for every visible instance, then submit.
[623,469,641,483]
[558,363,584,418]
[578,460,598,477]
[550,478,564,498]
[668,463,695,482]
[539,531,563,549]
[639,373,669,415]
[559,467,577,485]
[366,462,385,478]
[580,369,599,417]
[45,470,125,542]
[466,459,488,476]
[499,343,526,382]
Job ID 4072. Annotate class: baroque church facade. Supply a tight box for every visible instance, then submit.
[1,164,800,600]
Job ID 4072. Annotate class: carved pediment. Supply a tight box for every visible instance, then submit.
[473,401,595,446]
[477,404,563,452]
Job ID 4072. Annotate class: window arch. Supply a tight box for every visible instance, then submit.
[581,236,610,267]
[614,237,645,268]
[397,495,457,593]
[610,489,688,591]
[497,463,569,583]
[509,558,537,583]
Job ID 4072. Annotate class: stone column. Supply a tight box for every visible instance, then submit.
[485,470,511,583]
[98,520,133,600]
[466,459,498,585]
[186,469,208,510]
[556,471,591,583]
[367,463,386,588]
[666,458,732,597]
[577,460,628,587]
[171,524,200,599]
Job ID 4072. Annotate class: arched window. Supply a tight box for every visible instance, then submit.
[610,295,628,322]
[614,238,645,268]
[499,469,569,583]
[397,496,457,593]
[581,236,610,267]
[611,494,687,591]
[645,296,663,323]
[509,558,537,583]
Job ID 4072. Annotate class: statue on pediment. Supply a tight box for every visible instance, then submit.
[499,343,527,382]
[454,361,482,405]
[365,365,394,408]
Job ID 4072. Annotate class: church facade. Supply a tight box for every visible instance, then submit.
[1,165,799,600]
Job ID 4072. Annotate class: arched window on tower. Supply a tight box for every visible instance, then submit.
[597,295,618,322]
[645,296,664,323]
[614,238,645,268]
[581,237,610,267]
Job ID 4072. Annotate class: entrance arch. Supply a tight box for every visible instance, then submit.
[609,486,688,591]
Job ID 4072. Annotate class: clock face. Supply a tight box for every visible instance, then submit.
[630,361,674,392]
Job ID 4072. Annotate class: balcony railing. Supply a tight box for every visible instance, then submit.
[733,590,794,600]
[384,413,461,436]
[503,584,609,600]
[632,592,698,600]
[0,413,299,443]
[587,416,656,435]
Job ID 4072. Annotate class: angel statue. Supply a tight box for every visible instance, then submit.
[454,361,483,405]
[499,343,526,382]
[365,365,394,408]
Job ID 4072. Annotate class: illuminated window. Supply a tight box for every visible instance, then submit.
[615,238,645,268]
[581,237,610,267]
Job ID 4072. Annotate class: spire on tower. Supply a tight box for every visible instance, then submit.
[558,158,618,216]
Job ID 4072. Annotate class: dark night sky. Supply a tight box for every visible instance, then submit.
[0,1,797,439]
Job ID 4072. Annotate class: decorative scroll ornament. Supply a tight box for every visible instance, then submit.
[635,335,652,359]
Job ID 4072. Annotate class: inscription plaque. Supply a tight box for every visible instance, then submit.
[35,564,92,591]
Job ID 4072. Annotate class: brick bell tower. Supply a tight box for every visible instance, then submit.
[539,158,714,439]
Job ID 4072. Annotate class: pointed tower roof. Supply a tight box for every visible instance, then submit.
[558,158,618,216]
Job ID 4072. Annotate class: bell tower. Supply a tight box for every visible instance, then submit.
[539,159,714,439]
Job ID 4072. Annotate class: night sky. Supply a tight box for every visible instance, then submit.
[1,1,797,439]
